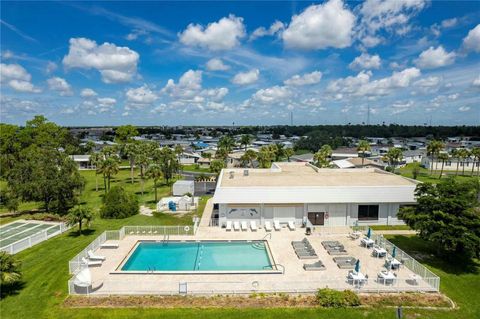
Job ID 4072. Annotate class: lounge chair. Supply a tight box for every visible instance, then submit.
[273,220,281,231]
[333,257,357,269]
[250,221,257,231]
[303,260,326,271]
[287,221,295,231]
[296,250,318,259]
[226,221,232,231]
[81,257,102,267]
[100,242,119,249]
[241,221,248,231]
[233,221,241,231]
[264,221,273,232]
[292,238,309,246]
[327,249,348,255]
[87,250,106,261]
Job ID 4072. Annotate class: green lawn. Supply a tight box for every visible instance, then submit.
[1,166,479,319]
[398,163,478,184]
[181,164,211,173]
[369,225,411,231]
[1,230,479,318]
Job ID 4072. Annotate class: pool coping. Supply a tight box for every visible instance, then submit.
[111,239,283,275]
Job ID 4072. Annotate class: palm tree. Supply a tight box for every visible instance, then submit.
[123,142,138,184]
[240,149,257,168]
[67,205,93,234]
[136,152,150,195]
[450,149,461,176]
[210,159,225,175]
[313,145,332,168]
[145,164,163,202]
[458,148,470,176]
[89,152,104,192]
[437,153,449,179]
[0,252,22,286]
[97,157,119,193]
[284,148,294,162]
[239,134,252,151]
[218,136,236,153]
[426,140,444,175]
[174,144,184,163]
[471,147,480,176]
[257,146,274,168]
[383,147,403,173]
[357,140,371,167]
[273,143,285,161]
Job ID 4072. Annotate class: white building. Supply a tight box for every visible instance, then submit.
[213,162,418,228]
[172,180,195,196]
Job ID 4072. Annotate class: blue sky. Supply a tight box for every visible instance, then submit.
[1,0,479,126]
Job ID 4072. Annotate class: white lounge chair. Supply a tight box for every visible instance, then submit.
[241,221,248,231]
[233,221,241,231]
[82,257,102,267]
[88,250,106,261]
[288,221,296,231]
[250,221,258,231]
[273,220,281,231]
[226,221,233,231]
[264,221,273,232]
[100,242,119,249]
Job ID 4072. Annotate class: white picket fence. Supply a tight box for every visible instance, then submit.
[1,223,69,254]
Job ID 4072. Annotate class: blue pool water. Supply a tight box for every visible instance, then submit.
[121,241,274,272]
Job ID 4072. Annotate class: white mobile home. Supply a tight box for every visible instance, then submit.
[212,162,418,228]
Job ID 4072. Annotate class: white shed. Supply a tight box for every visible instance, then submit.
[172,180,194,196]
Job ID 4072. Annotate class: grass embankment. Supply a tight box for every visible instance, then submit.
[369,225,411,231]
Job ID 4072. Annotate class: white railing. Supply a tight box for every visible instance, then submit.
[1,223,69,255]
[68,224,196,275]
[368,230,440,291]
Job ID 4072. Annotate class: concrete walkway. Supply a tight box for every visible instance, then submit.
[199,198,214,227]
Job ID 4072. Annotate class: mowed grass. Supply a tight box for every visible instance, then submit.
[1,167,479,318]
[398,163,479,184]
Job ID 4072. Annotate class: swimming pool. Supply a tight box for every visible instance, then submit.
[118,240,279,273]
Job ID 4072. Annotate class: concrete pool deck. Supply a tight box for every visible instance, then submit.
[78,224,437,295]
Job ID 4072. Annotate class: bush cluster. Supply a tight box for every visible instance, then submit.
[100,186,138,219]
[316,288,360,308]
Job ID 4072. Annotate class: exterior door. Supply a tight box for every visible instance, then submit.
[308,212,325,225]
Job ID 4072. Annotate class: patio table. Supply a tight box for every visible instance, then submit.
[378,271,396,285]
[372,246,387,257]
[361,237,375,248]
[386,257,401,270]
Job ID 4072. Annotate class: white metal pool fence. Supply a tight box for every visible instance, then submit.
[68,224,197,275]
[369,231,440,291]
[1,222,69,254]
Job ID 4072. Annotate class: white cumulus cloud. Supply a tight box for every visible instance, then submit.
[463,24,480,53]
[126,85,158,105]
[205,58,230,71]
[179,15,245,50]
[62,37,139,83]
[232,69,260,85]
[349,53,381,70]
[0,63,41,93]
[80,88,98,98]
[284,71,322,86]
[250,20,285,40]
[414,46,456,69]
[252,86,292,104]
[282,0,355,50]
[47,77,73,96]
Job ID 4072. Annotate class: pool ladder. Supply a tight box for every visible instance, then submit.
[162,233,169,245]
[147,265,156,273]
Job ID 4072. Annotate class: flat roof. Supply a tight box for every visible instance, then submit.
[220,162,417,188]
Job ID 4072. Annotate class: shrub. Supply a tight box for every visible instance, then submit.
[100,186,138,219]
[316,288,360,308]
[26,213,65,222]
[0,252,22,287]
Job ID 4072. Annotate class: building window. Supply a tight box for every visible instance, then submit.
[358,205,379,221]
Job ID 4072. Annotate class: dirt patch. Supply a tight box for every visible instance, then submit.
[359,293,451,308]
[64,292,451,309]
